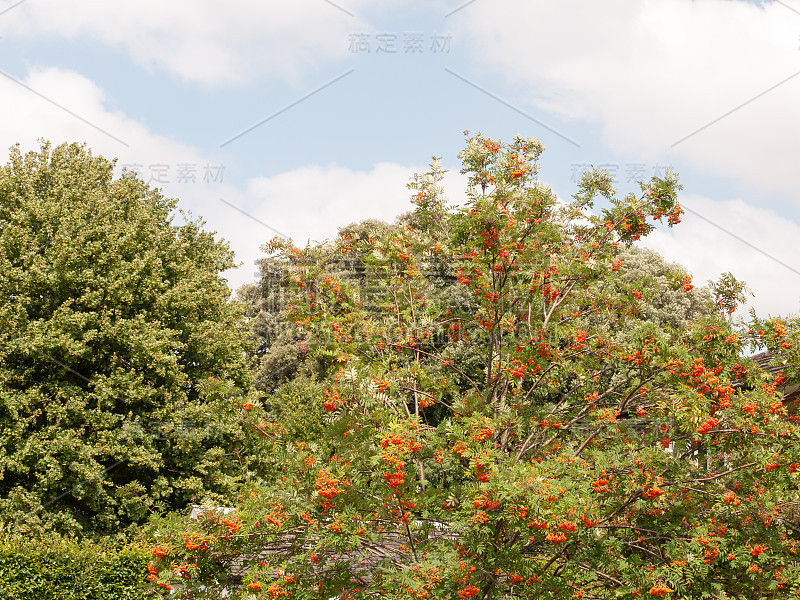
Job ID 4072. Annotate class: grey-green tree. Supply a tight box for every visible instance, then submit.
[0,142,255,536]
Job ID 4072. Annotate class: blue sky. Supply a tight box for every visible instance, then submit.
[1,0,799,318]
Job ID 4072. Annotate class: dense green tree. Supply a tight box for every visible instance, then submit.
[0,142,254,535]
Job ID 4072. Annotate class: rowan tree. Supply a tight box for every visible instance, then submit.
[0,142,257,535]
[149,133,800,599]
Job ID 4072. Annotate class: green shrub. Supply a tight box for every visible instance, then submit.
[0,535,150,599]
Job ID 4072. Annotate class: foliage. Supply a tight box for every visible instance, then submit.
[239,218,404,445]
[0,533,150,599]
[0,142,254,535]
[241,216,714,452]
[150,133,800,599]
[709,272,753,318]
[613,246,712,331]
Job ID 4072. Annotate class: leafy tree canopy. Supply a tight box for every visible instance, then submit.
[151,133,800,599]
[0,141,256,536]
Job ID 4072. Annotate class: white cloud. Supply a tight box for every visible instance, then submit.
[0,66,239,247]
[643,194,800,318]
[246,163,419,246]
[224,164,468,288]
[0,65,252,287]
[0,66,201,164]
[453,0,800,196]
[0,64,472,292]
[246,163,467,244]
[5,0,371,85]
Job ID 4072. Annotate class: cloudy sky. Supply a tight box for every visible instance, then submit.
[1,0,798,318]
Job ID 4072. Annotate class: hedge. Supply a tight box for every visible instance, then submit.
[0,535,150,599]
